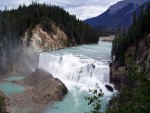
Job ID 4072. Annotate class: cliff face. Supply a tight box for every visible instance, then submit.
[107,34,150,113]
[14,23,70,75]
[125,34,150,74]
[136,34,150,74]
[22,23,69,52]
[110,34,150,89]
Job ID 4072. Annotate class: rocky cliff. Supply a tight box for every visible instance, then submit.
[6,22,70,75]
[22,23,69,52]
[110,34,150,90]
[106,33,150,113]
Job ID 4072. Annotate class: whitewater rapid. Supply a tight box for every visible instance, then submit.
[38,42,114,113]
[38,42,113,93]
[38,53,111,93]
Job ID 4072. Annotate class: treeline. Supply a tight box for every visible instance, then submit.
[0,2,98,45]
[111,2,150,66]
[0,2,98,74]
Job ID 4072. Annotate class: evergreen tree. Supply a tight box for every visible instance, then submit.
[111,2,150,66]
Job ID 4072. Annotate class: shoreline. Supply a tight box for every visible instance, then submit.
[0,68,68,113]
[0,76,52,113]
[6,86,49,113]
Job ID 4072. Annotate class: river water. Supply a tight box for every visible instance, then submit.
[37,41,115,113]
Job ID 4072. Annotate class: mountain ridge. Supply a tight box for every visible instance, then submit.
[85,0,150,31]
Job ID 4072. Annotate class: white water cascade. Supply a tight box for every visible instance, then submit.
[39,42,115,113]
[38,53,111,93]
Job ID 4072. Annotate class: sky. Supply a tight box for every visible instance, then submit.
[0,0,121,20]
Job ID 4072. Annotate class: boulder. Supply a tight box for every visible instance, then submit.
[105,85,113,92]
[110,64,129,90]
[23,68,68,103]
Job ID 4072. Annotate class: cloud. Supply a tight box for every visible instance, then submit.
[0,0,120,20]
[66,5,108,20]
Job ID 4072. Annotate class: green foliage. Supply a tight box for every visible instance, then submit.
[85,89,104,113]
[107,77,150,113]
[106,56,150,113]
[0,94,7,113]
[40,18,53,34]
[111,2,150,66]
[0,2,98,45]
[86,56,150,113]
[108,2,150,113]
[126,56,141,87]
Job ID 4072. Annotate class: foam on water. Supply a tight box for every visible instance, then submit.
[38,42,115,113]
[38,53,112,95]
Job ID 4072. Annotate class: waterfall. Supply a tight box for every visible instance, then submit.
[38,53,111,92]
[40,43,114,113]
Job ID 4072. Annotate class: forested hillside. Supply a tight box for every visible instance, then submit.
[112,2,150,66]
[0,2,98,45]
[107,2,150,113]
[0,2,98,74]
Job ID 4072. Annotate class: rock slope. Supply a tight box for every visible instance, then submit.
[23,68,68,103]
[110,34,150,90]
[22,23,68,52]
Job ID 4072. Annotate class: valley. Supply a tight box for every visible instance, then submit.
[0,0,150,113]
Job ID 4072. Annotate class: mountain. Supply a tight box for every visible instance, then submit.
[85,0,150,31]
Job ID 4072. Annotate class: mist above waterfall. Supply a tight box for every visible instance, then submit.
[16,46,39,75]
[0,43,39,75]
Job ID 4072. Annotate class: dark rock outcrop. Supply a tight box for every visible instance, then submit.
[23,68,68,103]
[105,85,113,92]
[110,74,130,91]
[110,34,150,90]
[109,65,129,90]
